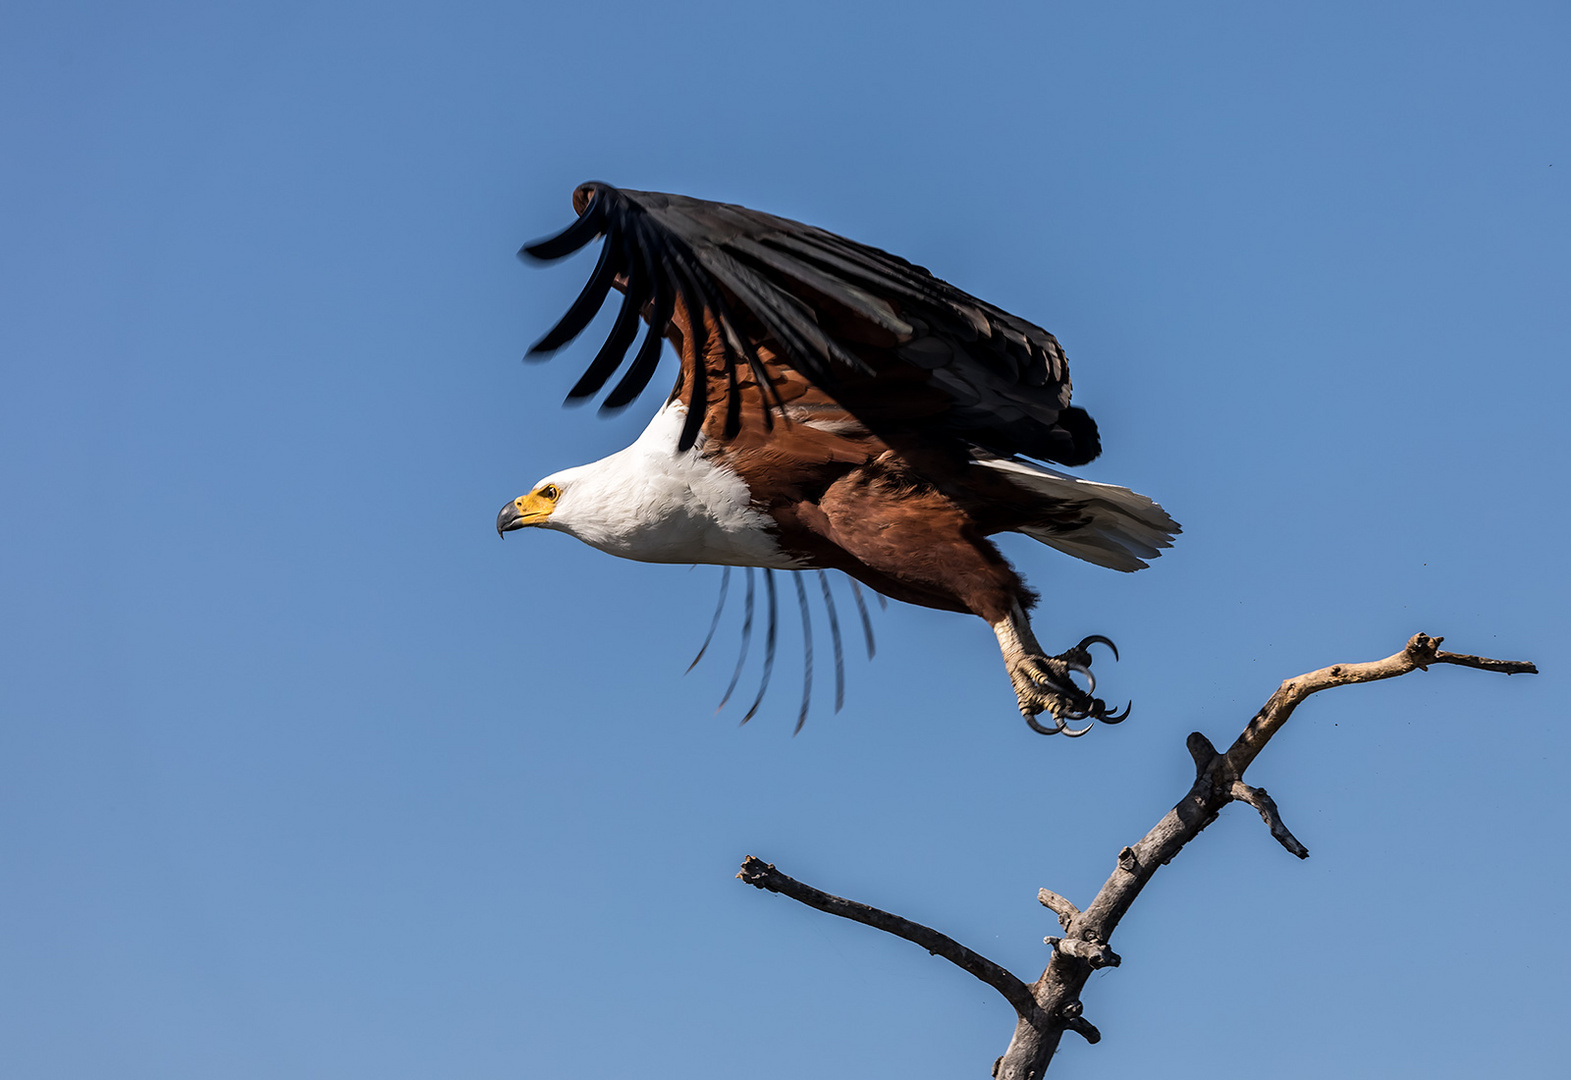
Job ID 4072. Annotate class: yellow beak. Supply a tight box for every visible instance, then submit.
[496,493,554,536]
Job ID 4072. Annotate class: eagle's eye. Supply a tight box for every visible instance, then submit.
[539,484,560,501]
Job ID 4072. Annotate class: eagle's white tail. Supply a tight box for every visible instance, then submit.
[975,457,1180,572]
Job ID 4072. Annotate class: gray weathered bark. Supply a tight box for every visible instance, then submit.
[738,633,1536,1078]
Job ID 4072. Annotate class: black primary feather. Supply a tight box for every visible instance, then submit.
[698,246,862,382]
[527,227,619,355]
[728,236,913,342]
[565,234,647,400]
[672,259,712,451]
[686,565,730,673]
[679,258,785,426]
[518,189,605,260]
[742,568,779,724]
[600,226,672,411]
[717,566,755,712]
[791,573,814,734]
[688,568,880,728]
[722,356,743,440]
[817,570,846,712]
[849,579,877,660]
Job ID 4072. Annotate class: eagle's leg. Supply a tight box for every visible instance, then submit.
[809,470,1129,732]
[992,601,1128,735]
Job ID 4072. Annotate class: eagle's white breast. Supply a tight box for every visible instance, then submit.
[538,402,801,568]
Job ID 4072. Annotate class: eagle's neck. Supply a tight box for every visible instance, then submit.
[545,403,800,569]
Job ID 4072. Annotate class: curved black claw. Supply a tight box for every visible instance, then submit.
[1099,701,1133,725]
[1024,712,1094,738]
[1067,659,1096,696]
[1074,635,1120,662]
[1010,635,1130,736]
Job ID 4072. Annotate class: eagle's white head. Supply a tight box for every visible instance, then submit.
[494,403,796,568]
[494,462,624,549]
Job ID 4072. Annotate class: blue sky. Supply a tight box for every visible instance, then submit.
[2,2,1566,1076]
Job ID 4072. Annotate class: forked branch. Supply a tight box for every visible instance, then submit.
[737,633,1535,1079]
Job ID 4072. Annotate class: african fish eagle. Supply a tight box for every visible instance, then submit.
[497,183,1178,734]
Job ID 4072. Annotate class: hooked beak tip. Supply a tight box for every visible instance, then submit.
[496,501,528,537]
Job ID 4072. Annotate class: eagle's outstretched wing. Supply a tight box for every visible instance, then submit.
[522,182,1100,465]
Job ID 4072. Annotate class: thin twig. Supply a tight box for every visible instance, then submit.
[1062,1017,1101,1044]
[1036,889,1080,931]
[1229,781,1309,859]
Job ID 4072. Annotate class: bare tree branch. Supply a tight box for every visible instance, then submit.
[736,855,1040,1017]
[1036,889,1080,931]
[1223,633,1535,775]
[1229,781,1309,859]
[738,633,1535,1079]
[1042,935,1120,968]
[1061,1017,1101,1045]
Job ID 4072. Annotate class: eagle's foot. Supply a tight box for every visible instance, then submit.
[1009,636,1131,737]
